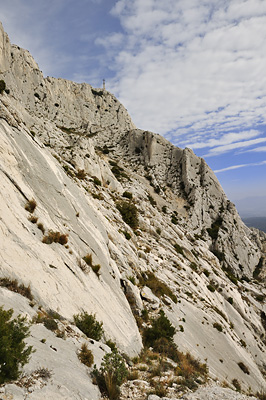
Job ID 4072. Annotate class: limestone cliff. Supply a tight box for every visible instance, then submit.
[0,21,266,399]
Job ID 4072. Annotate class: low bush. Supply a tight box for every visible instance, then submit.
[42,231,68,245]
[37,222,45,234]
[73,312,103,341]
[0,80,6,94]
[116,200,139,230]
[78,343,94,367]
[83,253,101,276]
[92,349,128,400]
[0,278,33,301]
[93,176,102,186]
[0,306,34,384]
[122,191,133,199]
[76,169,86,180]
[143,310,176,349]
[139,272,177,303]
[207,284,216,292]
[25,199,37,213]
[174,243,185,256]
[213,322,223,332]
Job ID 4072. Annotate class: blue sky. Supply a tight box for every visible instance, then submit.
[1,0,266,216]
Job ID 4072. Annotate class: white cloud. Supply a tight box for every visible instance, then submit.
[104,0,266,148]
[203,137,266,157]
[215,160,266,173]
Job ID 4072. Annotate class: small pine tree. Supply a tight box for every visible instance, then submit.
[0,306,34,384]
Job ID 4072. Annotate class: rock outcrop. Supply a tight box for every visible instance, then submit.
[0,21,266,399]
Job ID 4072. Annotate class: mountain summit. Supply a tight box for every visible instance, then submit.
[0,22,265,399]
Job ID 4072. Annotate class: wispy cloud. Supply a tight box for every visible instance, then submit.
[203,137,266,157]
[96,0,266,149]
[215,160,266,173]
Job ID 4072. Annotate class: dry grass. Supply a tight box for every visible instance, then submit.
[25,199,37,213]
[0,278,33,301]
[42,231,68,245]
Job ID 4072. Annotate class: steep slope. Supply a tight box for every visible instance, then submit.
[1,21,266,399]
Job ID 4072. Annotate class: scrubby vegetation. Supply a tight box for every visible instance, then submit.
[78,343,94,367]
[73,312,103,341]
[25,198,37,213]
[42,231,68,245]
[92,349,128,400]
[83,253,101,276]
[138,272,177,303]
[0,278,33,301]
[116,200,139,230]
[0,79,6,94]
[0,306,34,384]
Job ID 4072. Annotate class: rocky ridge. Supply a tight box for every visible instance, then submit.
[0,21,266,399]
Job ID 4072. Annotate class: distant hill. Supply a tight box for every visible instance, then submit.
[242,217,266,233]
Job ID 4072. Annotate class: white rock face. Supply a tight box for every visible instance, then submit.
[0,21,266,399]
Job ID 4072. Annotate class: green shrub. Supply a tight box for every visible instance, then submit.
[116,200,139,230]
[227,297,234,305]
[0,80,6,94]
[174,243,184,256]
[123,231,131,240]
[92,349,128,400]
[122,191,133,199]
[0,306,34,384]
[78,343,94,367]
[93,176,102,186]
[207,284,216,292]
[207,216,223,240]
[143,310,176,349]
[43,318,58,332]
[73,312,103,341]
[161,205,167,214]
[148,195,156,207]
[232,378,241,391]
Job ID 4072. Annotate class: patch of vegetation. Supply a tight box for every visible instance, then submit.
[92,349,128,400]
[42,231,68,245]
[147,195,156,207]
[207,216,223,240]
[83,253,101,276]
[171,214,178,225]
[213,322,223,332]
[73,312,103,341]
[76,169,86,180]
[28,215,38,224]
[253,257,263,280]
[0,306,34,384]
[203,269,210,277]
[34,92,41,100]
[37,222,45,234]
[78,343,94,367]
[0,278,33,301]
[173,243,185,256]
[139,272,177,304]
[109,161,129,181]
[190,262,198,271]
[116,200,139,230]
[207,284,216,293]
[227,297,234,305]
[93,176,102,186]
[211,249,225,262]
[123,231,131,240]
[161,205,167,214]
[0,79,6,94]
[25,199,37,213]
[143,310,176,351]
[232,378,241,391]
[122,191,133,199]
